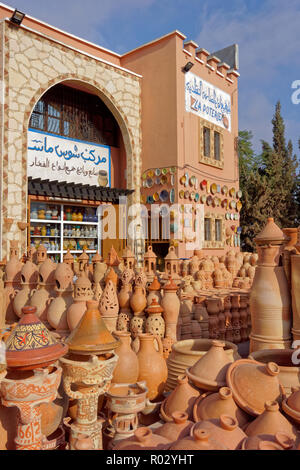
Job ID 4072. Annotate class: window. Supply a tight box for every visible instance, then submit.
[203,127,210,157]
[215,219,222,241]
[29,84,119,147]
[214,131,220,161]
[204,218,211,241]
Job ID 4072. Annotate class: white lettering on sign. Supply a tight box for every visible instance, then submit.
[27,129,111,187]
[185,72,232,132]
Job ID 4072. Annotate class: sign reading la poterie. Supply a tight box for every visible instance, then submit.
[27,129,111,187]
[185,72,232,132]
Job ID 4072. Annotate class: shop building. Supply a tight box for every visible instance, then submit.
[0,3,240,266]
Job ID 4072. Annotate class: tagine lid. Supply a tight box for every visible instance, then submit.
[66,300,119,355]
[148,276,161,291]
[255,218,286,245]
[5,306,68,370]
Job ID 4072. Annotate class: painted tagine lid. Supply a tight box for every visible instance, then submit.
[254,218,286,246]
[160,375,200,422]
[226,359,283,416]
[186,341,233,391]
[146,299,164,315]
[163,277,178,292]
[193,387,249,428]
[66,300,119,355]
[5,306,68,370]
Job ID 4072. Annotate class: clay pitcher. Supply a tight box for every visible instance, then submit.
[130,286,147,316]
[136,333,168,401]
[111,331,139,385]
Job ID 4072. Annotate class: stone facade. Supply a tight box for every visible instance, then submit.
[0,20,142,259]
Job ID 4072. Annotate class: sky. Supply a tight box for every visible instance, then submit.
[3,0,300,155]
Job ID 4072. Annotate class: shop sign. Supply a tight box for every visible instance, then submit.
[27,129,111,187]
[185,72,232,132]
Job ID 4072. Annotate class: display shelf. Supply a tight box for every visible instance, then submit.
[63,221,98,225]
[63,250,97,254]
[31,219,61,224]
[63,236,98,239]
[31,235,60,238]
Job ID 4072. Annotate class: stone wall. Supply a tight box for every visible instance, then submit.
[1,20,142,258]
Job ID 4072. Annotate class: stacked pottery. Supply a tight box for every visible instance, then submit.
[30,256,56,324]
[13,260,39,318]
[206,297,220,340]
[186,341,233,392]
[47,263,74,335]
[250,218,292,351]
[111,331,139,385]
[191,320,202,339]
[282,387,300,424]
[136,333,168,401]
[160,375,200,422]
[217,296,226,341]
[242,433,295,451]
[239,294,249,343]
[191,415,247,450]
[194,297,209,339]
[165,339,239,393]
[161,277,180,342]
[99,280,119,333]
[231,294,241,344]
[145,299,165,338]
[193,387,249,428]
[67,274,93,332]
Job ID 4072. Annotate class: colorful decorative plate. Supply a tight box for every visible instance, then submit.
[237,201,242,212]
[171,175,175,186]
[147,196,154,204]
[161,175,168,185]
[146,178,154,188]
[160,190,169,202]
[222,199,228,208]
[162,168,169,176]
[195,193,200,202]
[225,213,230,220]
[190,176,196,187]
[179,190,185,199]
[222,186,228,195]
[155,168,161,176]
[170,167,177,174]
[184,173,189,187]
[230,200,236,210]
[237,190,243,199]
[180,176,187,185]
[147,170,154,178]
[211,183,218,195]
[170,189,175,204]
[140,195,146,204]
[184,190,190,199]
[213,197,220,207]
[153,192,160,202]
[230,213,235,220]
[201,180,208,190]
[155,177,161,185]
[234,214,239,221]
[195,178,199,190]
[142,172,147,180]
[217,185,221,193]
[207,196,213,206]
[201,195,207,204]
[190,192,196,201]
[229,188,236,198]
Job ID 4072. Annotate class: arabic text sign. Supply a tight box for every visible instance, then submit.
[27,129,111,187]
[185,72,232,132]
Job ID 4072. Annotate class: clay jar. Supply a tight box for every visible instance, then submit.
[160,375,200,422]
[145,299,165,338]
[245,401,297,440]
[192,415,247,450]
[193,387,249,428]
[114,427,170,450]
[111,331,139,385]
[186,340,233,391]
[136,333,168,401]
[47,263,74,333]
[118,282,132,314]
[169,428,227,450]
[67,275,93,332]
[161,277,180,342]
[130,285,147,316]
[226,359,283,416]
[147,276,162,306]
[154,412,193,442]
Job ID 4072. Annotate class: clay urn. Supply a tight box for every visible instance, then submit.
[145,299,165,338]
[169,428,227,450]
[111,331,139,385]
[5,306,68,370]
[282,387,300,424]
[114,427,170,450]
[245,400,297,440]
[160,375,200,422]
[186,340,233,391]
[154,411,193,442]
[67,274,93,332]
[255,218,287,247]
[193,387,249,428]
[136,333,168,401]
[47,263,74,333]
[226,359,283,416]
[130,285,147,316]
[66,300,119,356]
[147,276,162,306]
[192,415,247,450]
[161,277,180,342]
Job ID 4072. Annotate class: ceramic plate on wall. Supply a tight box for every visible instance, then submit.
[162,168,169,175]
[207,196,213,206]
[225,213,230,220]
[201,195,207,204]
[222,186,228,195]
[230,213,235,220]
[170,189,175,203]
[237,201,242,212]
[194,178,199,190]
[190,192,196,201]
[201,180,208,190]
[230,200,236,210]
[179,190,185,199]
[142,180,147,188]
[160,190,169,202]
[180,175,187,185]
[195,193,200,202]
[146,178,154,188]
[190,176,196,187]
[155,168,161,176]
[170,167,177,174]
[184,190,190,199]
[229,188,236,198]
[155,177,161,185]
[153,192,160,202]
[211,183,217,195]
[142,172,147,180]
[184,173,189,187]
[140,195,146,204]
[234,214,239,221]
[147,170,154,178]
[237,190,243,199]
[171,175,175,186]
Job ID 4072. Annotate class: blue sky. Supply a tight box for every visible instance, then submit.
[3,0,300,155]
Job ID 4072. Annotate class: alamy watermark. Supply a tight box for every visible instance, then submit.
[291,80,300,104]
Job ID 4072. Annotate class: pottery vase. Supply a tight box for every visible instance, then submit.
[161,278,180,342]
[130,286,147,316]
[111,332,139,385]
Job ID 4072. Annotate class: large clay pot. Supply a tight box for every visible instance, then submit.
[160,375,200,422]
[192,415,246,450]
[136,334,168,401]
[67,300,88,332]
[30,287,52,323]
[186,341,233,392]
[111,331,139,385]
[249,349,300,397]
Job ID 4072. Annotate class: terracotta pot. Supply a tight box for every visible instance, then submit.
[47,292,73,332]
[118,283,132,313]
[192,415,246,450]
[13,286,31,318]
[154,411,193,442]
[169,427,227,450]
[136,334,168,401]
[165,339,240,393]
[130,286,147,316]
[259,244,281,267]
[160,375,200,422]
[161,277,180,342]
[226,359,283,416]
[249,349,300,397]
[145,299,165,338]
[193,387,249,428]
[111,331,139,385]
[30,287,52,323]
[67,300,88,332]
[245,401,297,440]
[114,427,170,450]
[242,432,294,450]
[186,341,233,391]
